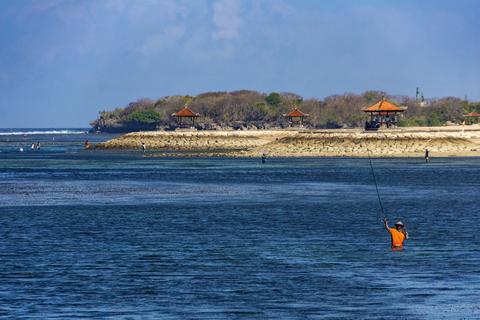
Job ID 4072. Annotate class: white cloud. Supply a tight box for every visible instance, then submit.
[212,0,242,40]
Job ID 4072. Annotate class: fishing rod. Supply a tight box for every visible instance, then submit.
[367,151,386,222]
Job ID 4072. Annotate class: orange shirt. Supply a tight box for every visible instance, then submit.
[388,227,405,248]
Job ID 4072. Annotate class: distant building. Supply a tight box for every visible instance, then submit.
[172,106,200,127]
[464,112,480,124]
[283,107,308,126]
[363,97,405,129]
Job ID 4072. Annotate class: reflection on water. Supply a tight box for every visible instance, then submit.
[0,132,479,319]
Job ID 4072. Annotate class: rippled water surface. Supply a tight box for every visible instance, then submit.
[1,131,480,319]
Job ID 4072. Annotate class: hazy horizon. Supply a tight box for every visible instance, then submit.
[1,0,479,128]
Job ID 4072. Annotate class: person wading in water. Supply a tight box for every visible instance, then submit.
[424,148,429,163]
[383,218,408,250]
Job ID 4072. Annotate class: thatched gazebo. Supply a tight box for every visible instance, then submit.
[283,107,308,126]
[172,106,200,127]
[464,112,480,124]
[363,97,404,129]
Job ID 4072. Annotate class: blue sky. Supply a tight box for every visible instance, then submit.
[0,0,479,128]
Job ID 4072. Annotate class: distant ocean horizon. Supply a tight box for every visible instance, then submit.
[0,128,117,154]
[0,128,89,135]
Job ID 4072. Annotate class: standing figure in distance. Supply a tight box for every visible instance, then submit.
[424,148,429,163]
[383,218,408,250]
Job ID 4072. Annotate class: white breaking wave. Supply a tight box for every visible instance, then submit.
[0,130,87,136]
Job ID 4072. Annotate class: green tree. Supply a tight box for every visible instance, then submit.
[183,96,193,106]
[125,110,162,124]
[266,92,282,106]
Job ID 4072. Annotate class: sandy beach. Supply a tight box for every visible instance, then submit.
[96,125,480,157]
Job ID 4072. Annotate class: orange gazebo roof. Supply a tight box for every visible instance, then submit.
[172,106,200,117]
[363,98,404,113]
[464,112,480,117]
[284,107,308,117]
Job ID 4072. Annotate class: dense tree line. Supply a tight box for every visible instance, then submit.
[90,90,479,132]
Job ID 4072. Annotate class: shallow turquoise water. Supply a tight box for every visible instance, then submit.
[1,131,479,319]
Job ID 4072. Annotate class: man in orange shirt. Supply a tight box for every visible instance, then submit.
[383,218,408,250]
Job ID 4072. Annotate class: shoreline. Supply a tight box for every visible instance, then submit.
[95,126,480,158]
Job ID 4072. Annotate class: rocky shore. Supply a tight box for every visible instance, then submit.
[96,126,480,157]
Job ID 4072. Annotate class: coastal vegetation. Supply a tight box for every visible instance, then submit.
[90,90,479,132]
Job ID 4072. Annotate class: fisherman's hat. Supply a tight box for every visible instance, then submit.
[395,221,404,227]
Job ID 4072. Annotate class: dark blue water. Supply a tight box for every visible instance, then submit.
[1,130,479,319]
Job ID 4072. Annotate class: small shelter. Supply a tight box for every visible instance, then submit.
[172,106,200,127]
[283,107,308,126]
[363,97,404,129]
[464,111,480,124]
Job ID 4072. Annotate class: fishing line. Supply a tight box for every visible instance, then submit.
[368,151,385,222]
